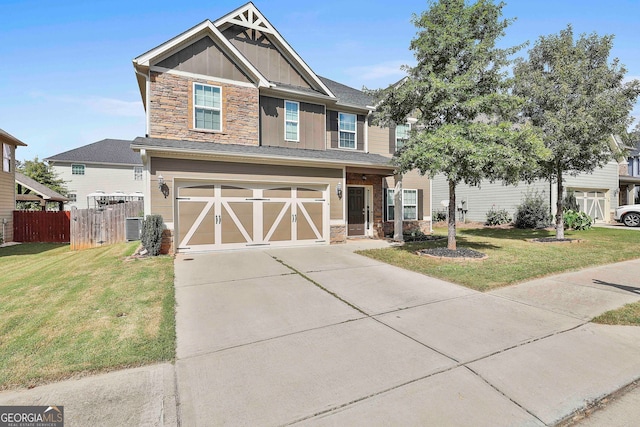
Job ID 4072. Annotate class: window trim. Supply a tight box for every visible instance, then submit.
[2,143,11,173]
[68,193,77,203]
[338,112,357,150]
[385,188,418,221]
[395,122,411,151]
[134,166,143,181]
[193,82,222,132]
[284,100,300,142]
[71,164,85,175]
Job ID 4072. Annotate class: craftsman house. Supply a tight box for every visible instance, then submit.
[131,2,431,252]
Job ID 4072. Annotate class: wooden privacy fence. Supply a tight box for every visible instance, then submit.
[13,211,71,243]
[70,201,144,250]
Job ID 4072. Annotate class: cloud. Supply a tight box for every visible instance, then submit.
[27,92,144,118]
[624,75,640,84]
[344,60,408,85]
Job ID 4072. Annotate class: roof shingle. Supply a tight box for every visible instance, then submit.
[46,139,141,165]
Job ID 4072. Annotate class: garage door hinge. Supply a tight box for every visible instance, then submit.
[176,197,191,200]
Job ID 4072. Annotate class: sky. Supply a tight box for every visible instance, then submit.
[1,0,639,161]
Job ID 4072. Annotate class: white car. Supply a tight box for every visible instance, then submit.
[615,204,640,227]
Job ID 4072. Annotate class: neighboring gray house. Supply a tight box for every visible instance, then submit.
[45,139,143,210]
[432,136,624,223]
[619,141,640,205]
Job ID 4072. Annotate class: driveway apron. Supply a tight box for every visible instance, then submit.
[173,244,640,426]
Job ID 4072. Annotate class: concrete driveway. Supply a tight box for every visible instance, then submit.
[174,242,640,426]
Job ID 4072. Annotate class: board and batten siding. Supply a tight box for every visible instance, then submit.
[260,96,325,150]
[222,25,312,89]
[156,36,253,84]
[431,161,620,222]
[0,145,15,242]
[149,157,344,224]
[52,163,144,210]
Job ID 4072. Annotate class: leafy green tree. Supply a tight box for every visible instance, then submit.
[369,0,547,250]
[514,25,640,238]
[17,157,67,196]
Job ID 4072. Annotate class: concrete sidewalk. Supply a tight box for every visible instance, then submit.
[2,241,639,426]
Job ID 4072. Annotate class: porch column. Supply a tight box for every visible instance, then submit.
[393,173,403,242]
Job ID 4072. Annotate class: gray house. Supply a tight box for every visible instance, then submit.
[431,135,624,223]
[45,139,144,210]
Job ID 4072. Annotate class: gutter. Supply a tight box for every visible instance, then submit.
[130,144,396,171]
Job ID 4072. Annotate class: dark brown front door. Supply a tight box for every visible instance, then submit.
[348,187,365,236]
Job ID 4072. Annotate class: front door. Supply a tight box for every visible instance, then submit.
[348,187,365,236]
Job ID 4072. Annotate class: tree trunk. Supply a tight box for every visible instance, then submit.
[448,179,457,250]
[555,168,564,239]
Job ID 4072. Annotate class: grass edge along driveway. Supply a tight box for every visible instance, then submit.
[358,226,640,325]
[0,242,175,390]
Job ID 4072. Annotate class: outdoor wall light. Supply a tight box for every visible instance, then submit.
[361,174,367,181]
[157,174,165,189]
[157,175,169,198]
[336,182,343,199]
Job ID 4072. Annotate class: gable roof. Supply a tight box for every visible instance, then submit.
[15,172,68,202]
[45,139,141,166]
[214,2,335,98]
[318,76,374,110]
[0,128,27,146]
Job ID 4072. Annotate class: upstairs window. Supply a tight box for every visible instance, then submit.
[395,123,411,151]
[2,143,11,172]
[194,83,221,131]
[284,101,299,142]
[72,164,85,175]
[134,166,143,181]
[68,193,77,203]
[338,113,356,149]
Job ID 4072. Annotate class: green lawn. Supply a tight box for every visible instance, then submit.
[0,242,175,390]
[358,226,640,292]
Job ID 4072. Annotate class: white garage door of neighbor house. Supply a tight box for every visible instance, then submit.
[573,189,607,222]
[176,183,328,252]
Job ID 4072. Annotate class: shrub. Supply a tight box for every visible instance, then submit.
[563,191,580,212]
[485,206,512,226]
[141,214,164,256]
[432,210,447,222]
[515,191,551,229]
[564,209,592,230]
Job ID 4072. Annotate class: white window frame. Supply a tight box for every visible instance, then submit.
[134,166,143,181]
[68,193,77,203]
[395,123,411,151]
[284,100,300,142]
[338,112,357,149]
[385,188,418,221]
[193,82,222,131]
[71,164,85,175]
[2,143,11,173]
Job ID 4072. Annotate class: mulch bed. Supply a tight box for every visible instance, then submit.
[527,238,583,244]
[403,235,446,242]
[417,247,488,261]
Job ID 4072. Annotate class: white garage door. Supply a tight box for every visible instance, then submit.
[176,182,328,252]
[573,189,608,222]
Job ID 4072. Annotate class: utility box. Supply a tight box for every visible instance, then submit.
[125,217,143,241]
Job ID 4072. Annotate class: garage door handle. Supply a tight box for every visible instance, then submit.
[215,215,221,224]
[292,214,297,223]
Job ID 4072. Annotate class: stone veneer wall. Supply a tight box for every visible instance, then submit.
[149,71,259,145]
[382,220,431,237]
[330,225,346,244]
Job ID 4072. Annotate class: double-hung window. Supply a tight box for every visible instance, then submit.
[2,143,11,173]
[386,188,418,221]
[72,164,85,175]
[285,101,299,141]
[338,113,356,149]
[194,83,222,131]
[134,166,143,181]
[395,123,411,151]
